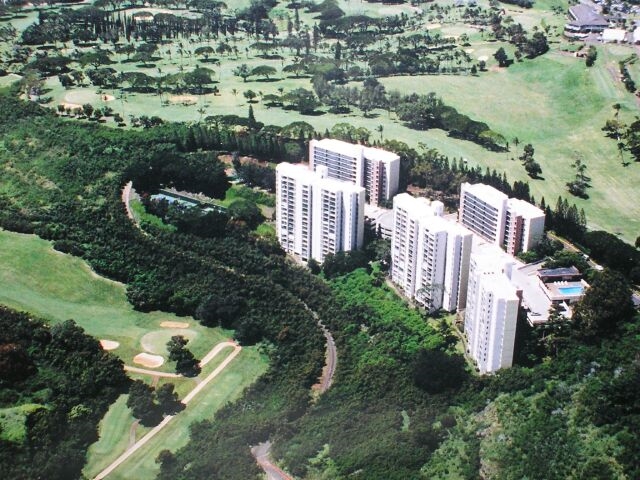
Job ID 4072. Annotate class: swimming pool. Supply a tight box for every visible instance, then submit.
[558,286,583,296]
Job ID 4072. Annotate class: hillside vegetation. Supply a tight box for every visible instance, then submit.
[0,73,638,479]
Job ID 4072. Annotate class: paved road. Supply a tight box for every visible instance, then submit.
[94,341,240,480]
[252,304,337,479]
[251,441,293,480]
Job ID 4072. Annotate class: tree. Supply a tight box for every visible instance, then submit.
[519,143,542,178]
[167,335,200,376]
[243,89,258,102]
[572,269,634,338]
[78,49,113,71]
[127,380,159,425]
[282,88,320,114]
[234,63,251,82]
[566,155,590,198]
[585,45,597,67]
[494,47,509,67]
[194,45,215,61]
[184,67,215,94]
[228,198,264,229]
[411,349,468,393]
[282,61,307,78]
[155,383,183,414]
[248,105,257,129]
[251,65,277,80]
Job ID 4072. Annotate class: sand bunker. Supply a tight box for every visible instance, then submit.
[64,89,115,105]
[426,23,442,30]
[169,94,197,104]
[478,55,489,62]
[60,102,83,111]
[160,321,190,328]
[133,352,164,368]
[100,339,120,350]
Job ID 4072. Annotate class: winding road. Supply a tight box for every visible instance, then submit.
[94,341,241,480]
[251,305,337,480]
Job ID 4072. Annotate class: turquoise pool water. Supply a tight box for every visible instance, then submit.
[559,286,583,296]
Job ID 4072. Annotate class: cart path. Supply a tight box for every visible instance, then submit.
[93,341,240,479]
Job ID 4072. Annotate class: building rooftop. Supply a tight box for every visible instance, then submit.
[538,266,581,278]
[568,4,608,26]
[276,162,318,183]
[462,182,508,208]
[507,198,545,218]
[312,138,364,158]
[362,145,400,163]
[312,138,400,163]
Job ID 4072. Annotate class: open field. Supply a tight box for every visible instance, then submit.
[2,1,640,242]
[0,228,238,362]
[0,228,269,478]
[84,346,266,480]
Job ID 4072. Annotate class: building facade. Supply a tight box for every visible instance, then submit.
[391,194,471,312]
[459,182,508,247]
[464,247,520,374]
[309,138,400,205]
[275,162,365,263]
[503,198,545,255]
[459,183,544,255]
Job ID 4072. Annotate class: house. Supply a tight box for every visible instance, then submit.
[565,4,609,35]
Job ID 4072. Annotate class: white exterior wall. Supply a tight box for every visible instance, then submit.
[504,198,545,254]
[310,139,400,205]
[414,217,449,312]
[464,249,519,374]
[310,138,364,187]
[459,182,508,246]
[276,163,316,260]
[310,178,365,263]
[391,193,450,311]
[391,194,424,298]
[442,224,473,311]
[522,213,545,252]
[276,162,364,264]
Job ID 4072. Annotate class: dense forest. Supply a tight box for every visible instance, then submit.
[0,89,638,479]
[0,307,128,479]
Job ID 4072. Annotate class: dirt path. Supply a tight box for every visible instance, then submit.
[93,341,240,480]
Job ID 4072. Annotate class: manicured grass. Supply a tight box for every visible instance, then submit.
[9,2,640,240]
[0,228,268,478]
[84,394,137,477]
[98,347,267,480]
[0,229,229,370]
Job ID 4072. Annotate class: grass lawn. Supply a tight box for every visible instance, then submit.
[0,228,269,479]
[85,347,267,480]
[6,2,640,240]
[0,229,231,369]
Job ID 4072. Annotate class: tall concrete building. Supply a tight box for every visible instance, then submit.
[391,194,471,312]
[459,183,545,255]
[459,182,508,247]
[275,162,365,264]
[442,223,473,311]
[309,138,400,205]
[504,198,546,255]
[464,245,520,374]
